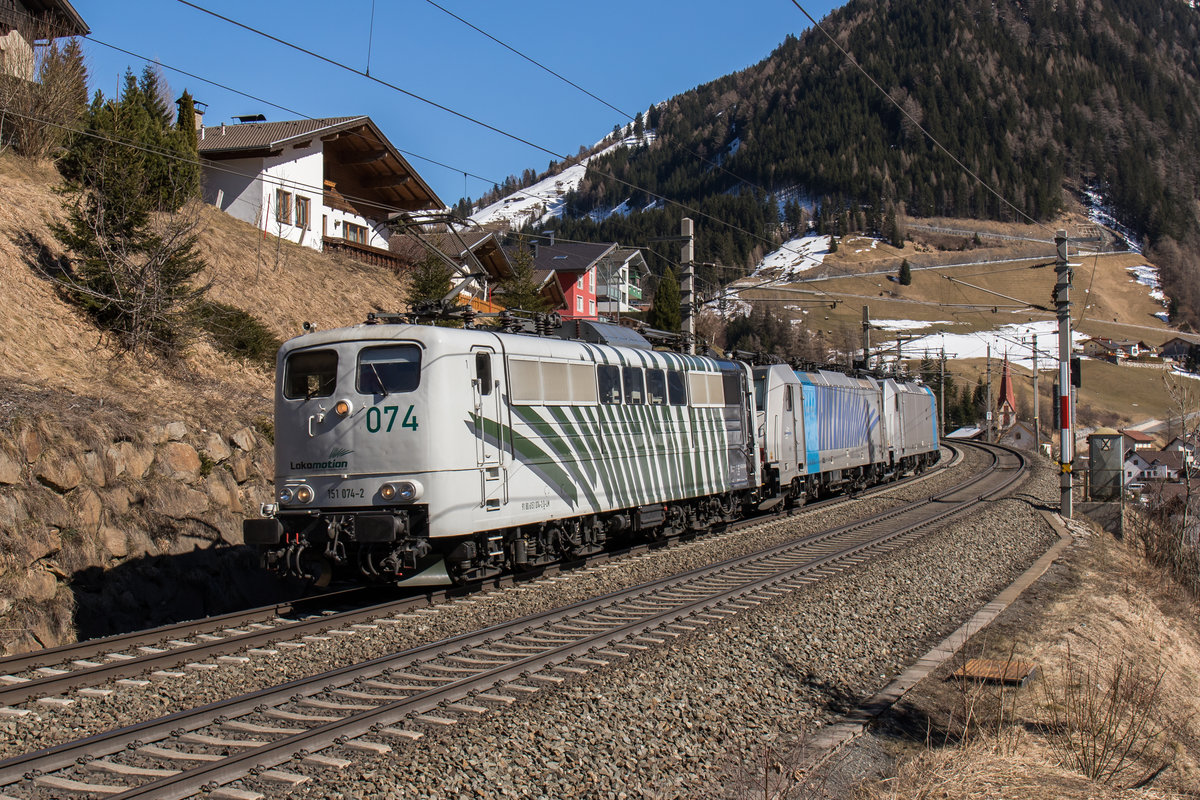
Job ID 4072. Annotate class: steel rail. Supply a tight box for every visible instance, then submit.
[0,445,962,706]
[0,444,1021,800]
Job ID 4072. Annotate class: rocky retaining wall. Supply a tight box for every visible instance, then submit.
[0,402,287,655]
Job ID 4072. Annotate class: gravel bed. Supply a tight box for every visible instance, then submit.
[260,451,1057,799]
[0,445,992,762]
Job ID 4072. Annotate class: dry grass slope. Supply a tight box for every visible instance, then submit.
[0,152,414,422]
[857,526,1200,799]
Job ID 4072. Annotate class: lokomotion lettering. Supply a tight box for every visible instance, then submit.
[290,458,348,470]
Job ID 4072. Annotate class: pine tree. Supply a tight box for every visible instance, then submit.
[173,90,201,201]
[407,252,454,308]
[898,258,912,285]
[648,265,681,332]
[53,86,207,355]
[495,247,550,312]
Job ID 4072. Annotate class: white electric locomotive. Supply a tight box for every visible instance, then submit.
[244,318,938,586]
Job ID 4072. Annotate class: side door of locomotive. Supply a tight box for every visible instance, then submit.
[780,381,800,476]
[471,345,509,511]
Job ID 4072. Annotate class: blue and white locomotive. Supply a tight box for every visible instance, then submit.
[244,319,938,586]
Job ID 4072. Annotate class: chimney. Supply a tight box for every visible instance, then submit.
[548,231,556,246]
[220,122,226,136]
[193,102,207,131]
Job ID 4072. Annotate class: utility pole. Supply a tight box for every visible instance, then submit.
[940,348,946,434]
[862,306,871,370]
[1055,229,1074,517]
[681,218,695,355]
[1031,333,1040,451]
[986,344,993,443]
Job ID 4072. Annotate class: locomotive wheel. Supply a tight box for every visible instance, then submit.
[305,555,334,588]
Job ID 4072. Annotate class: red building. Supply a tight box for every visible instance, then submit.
[529,238,619,321]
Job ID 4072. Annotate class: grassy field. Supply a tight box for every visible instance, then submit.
[733,209,1188,430]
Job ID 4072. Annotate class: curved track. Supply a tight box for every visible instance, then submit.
[0,445,963,707]
[0,442,1023,800]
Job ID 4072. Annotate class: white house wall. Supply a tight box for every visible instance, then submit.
[203,154,267,229]
[322,200,391,250]
[0,29,35,81]
[203,138,390,252]
[260,144,324,250]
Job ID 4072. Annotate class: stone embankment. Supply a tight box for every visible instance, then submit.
[0,394,279,655]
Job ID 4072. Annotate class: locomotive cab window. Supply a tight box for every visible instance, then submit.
[722,370,742,405]
[284,349,338,399]
[598,364,621,404]
[646,369,667,405]
[475,352,492,395]
[623,366,645,404]
[357,345,421,395]
[667,370,687,406]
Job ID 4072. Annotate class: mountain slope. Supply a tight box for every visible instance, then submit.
[533,0,1200,328]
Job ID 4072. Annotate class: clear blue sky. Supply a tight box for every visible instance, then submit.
[71,0,839,205]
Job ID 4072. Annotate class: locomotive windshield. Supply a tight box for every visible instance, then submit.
[283,349,338,399]
[357,344,421,395]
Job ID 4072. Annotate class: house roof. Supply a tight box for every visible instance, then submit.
[1121,429,1156,443]
[199,117,361,153]
[1147,450,1185,471]
[531,240,618,275]
[1,0,88,36]
[422,230,516,282]
[199,116,442,215]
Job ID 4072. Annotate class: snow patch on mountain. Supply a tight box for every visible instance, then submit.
[749,233,831,283]
[1082,185,1143,252]
[469,130,656,230]
[1127,264,1170,321]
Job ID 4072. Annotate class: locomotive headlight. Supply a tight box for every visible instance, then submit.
[379,480,422,503]
[278,487,294,504]
[294,484,315,504]
[334,398,353,417]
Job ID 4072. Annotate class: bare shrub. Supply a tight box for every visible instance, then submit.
[0,21,86,159]
[942,644,1026,755]
[1039,644,1173,786]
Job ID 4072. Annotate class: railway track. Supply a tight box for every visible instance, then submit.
[0,441,1021,800]
[0,445,964,708]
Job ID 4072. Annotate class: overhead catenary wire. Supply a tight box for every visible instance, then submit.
[419,0,781,203]
[172,0,857,303]
[68,4,1064,323]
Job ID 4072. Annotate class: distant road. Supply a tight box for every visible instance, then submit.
[1127,411,1200,435]
[905,222,1118,253]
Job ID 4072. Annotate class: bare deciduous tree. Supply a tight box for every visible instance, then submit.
[0,21,86,159]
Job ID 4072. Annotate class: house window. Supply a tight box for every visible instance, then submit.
[275,189,292,225]
[576,295,583,313]
[589,299,595,316]
[295,196,310,230]
[589,270,595,291]
[345,222,367,245]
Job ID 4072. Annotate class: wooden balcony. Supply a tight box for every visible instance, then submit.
[458,295,506,314]
[322,236,405,270]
